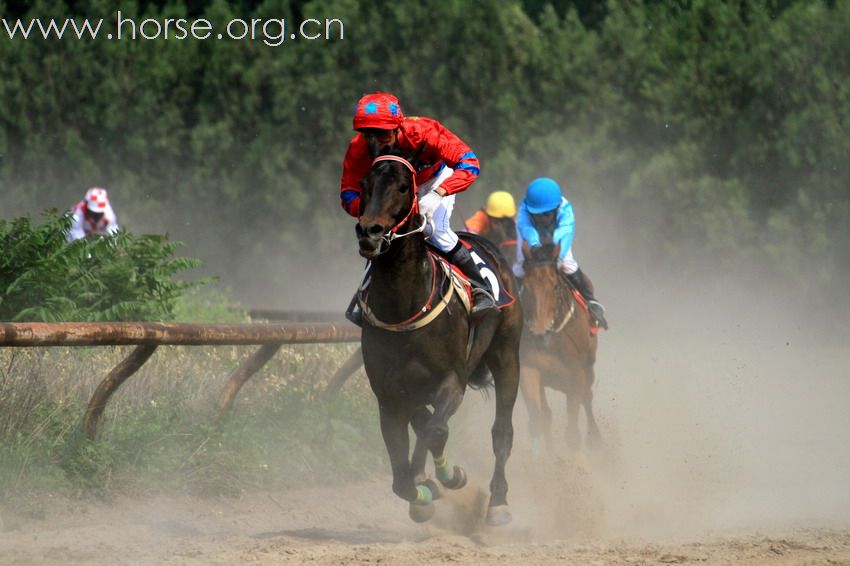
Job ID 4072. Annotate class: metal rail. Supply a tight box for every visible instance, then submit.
[0,322,360,439]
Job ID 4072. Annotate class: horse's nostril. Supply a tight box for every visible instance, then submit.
[369,224,384,235]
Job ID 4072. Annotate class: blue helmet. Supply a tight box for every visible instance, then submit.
[525,177,562,214]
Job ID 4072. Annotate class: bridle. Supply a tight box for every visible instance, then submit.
[368,155,428,255]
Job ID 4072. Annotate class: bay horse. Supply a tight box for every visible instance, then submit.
[519,242,601,452]
[355,150,523,526]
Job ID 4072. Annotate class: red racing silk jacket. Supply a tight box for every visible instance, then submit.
[339,116,480,217]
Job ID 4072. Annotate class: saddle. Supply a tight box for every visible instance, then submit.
[356,237,514,332]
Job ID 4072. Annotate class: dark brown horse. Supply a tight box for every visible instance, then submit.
[519,242,601,452]
[355,151,523,526]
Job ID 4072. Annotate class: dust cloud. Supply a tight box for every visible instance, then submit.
[188,176,850,543]
[439,203,850,544]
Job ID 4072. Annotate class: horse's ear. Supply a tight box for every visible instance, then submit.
[552,243,561,260]
[521,240,530,260]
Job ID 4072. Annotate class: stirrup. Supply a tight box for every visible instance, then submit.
[471,288,498,317]
[345,306,364,328]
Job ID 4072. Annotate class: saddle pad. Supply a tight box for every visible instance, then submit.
[445,236,516,309]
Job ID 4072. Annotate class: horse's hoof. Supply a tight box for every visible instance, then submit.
[409,501,436,523]
[485,504,512,526]
[439,465,468,490]
[421,478,442,500]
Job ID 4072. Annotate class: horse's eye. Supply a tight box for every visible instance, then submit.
[398,182,409,194]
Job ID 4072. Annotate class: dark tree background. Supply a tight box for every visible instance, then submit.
[1,0,847,313]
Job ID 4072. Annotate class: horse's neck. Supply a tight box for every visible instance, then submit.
[369,236,433,318]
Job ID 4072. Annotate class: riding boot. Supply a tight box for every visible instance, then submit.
[344,292,363,327]
[565,269,608,330]
[449,245,498,318]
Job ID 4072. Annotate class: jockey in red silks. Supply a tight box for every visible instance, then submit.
[339,92,497,324]
[66,187,120,242]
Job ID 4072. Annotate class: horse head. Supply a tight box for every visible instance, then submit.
[355,147,423,259]
[522,241,564,336]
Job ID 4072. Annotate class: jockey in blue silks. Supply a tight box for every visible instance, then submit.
[513,177,608,330]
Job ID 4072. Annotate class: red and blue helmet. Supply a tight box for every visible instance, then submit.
[525,177,563,214]
[353,92,404,131]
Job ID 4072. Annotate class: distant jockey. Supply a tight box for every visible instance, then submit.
[66,187,119,242]
[339,92,497,324]
[513,178,608,330]
[464,190,517,237]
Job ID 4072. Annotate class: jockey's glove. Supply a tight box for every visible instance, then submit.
[418,190,443,219]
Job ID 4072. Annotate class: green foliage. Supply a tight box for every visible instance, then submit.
[0,0,848,303]
[0,210,206,321]
[0,342,381,500]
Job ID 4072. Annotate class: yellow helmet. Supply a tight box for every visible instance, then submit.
[484,191,517,218]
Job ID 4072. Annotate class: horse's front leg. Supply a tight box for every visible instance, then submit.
[378,404,415,501]
[379,404,436,522]
[425,373,468,490]
[410,405,432,483]
[582,365,603,449]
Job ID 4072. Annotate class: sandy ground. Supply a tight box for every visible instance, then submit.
[2,479,850,565]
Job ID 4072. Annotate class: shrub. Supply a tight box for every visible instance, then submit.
[0,209,207,321]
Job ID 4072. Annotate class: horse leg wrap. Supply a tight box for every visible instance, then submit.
[434,455,455,484]
[415,484,433,505]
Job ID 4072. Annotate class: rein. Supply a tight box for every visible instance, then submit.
[525,261,575,335]
[551,277,575,333]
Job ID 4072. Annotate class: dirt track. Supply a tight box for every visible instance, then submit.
[3,284,850,564]
[2,477,850,565]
